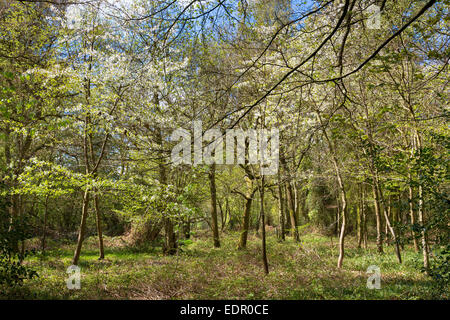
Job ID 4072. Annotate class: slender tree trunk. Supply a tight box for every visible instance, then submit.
[221,198,230,232]
[415,131,430,271]
[417,183,429,270]
[183,219,191,239]
[403,96,432,273]
[94,192,104,260]
[293,181,299,222]
[286,181,300,241]
[73,188,90,265]
[260,176,269,274]
[41,195,49,252]
[357,184,365,249]
[336,178,347,269]
[255,201,261,235]
[226,199,230,230]
[157,125,176,255]
[357,198,362,249]
[73,89,93,264]
[280,157,299,241]
[335,198,340,237]
[5,127,19,252]
[164,218,177,255]
[19,195,25,260]
[9,195,20,252]
[162,194,176,254]
[362,187,368,249]
[277,172,285,241]
[238,197,252,249]
[372,183,384,253]
[209,163,220,247]
[218,198,224,231]
[370,148,402,262]
[408,183,420,252]
[283,185,290,232]
[377,183,402,263]
[317,112,347,268]
[385,205,390,245]
[238,177,254,249]
[394,196,404,250]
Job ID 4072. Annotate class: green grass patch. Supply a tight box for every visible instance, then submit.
[0,232,445,300]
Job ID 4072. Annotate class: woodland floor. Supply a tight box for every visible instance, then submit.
[1,231,444,300]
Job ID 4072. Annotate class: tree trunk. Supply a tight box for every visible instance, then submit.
[409,105,430,271]
[418,183,429,270]
[377,183,402,263]
[238,177,254,250]
[163,218,177,255]
[73,188,90,265]
[286,181,300,242]
[41,195,49,252]
[385,204,390,245]
[372,183,384,253]
[221,198,230,232]
[94,192,104,260]
[357,199,362,249]
[9,194,20,253]
[277,172,285,241]
[218,198,224,231]
[408,184,419,252]
[317,112,347,268]
[335,198,340,237]
[255,202,261,236]
[239,198,253,249]
[158,126,176,255]
[238,197,252,249]
[260,176,269,274]
[283,185,291,232]
[336,178,347,269]
[362,187,368,249]
[209,163,220,248]
[293,181,299,221]
[183,219,191,239]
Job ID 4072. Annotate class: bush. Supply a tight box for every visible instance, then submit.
[428,244,450,299]
[0,208,38,286]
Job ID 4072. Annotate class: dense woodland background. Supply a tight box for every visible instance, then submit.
[0,0,448,299]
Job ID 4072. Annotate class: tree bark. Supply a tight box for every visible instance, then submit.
[357,199,362,249]
[372,183,384,253]
[209,163,220,248]
[72,188,90,265]
[418,183,429,270]
[377,182,402,263]
[286,181,300,242]
[238,177,255,249]
[408,184,420,252]
[157,123,177,255]
[218,198,224,232]
[335,173,347,269]
[277,171,285,241]
[362,187,368,249]
[316,112,347,268]
[260,176,269,274]
[415,133,430,270]
[94,192,104,260]
[238,197,252,249]
[183,218,191,239]
[41,195,49,252]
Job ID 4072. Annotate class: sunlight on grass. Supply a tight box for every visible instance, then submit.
[1,233,442,300]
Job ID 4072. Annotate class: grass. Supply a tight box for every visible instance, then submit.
[1,231,445,300]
